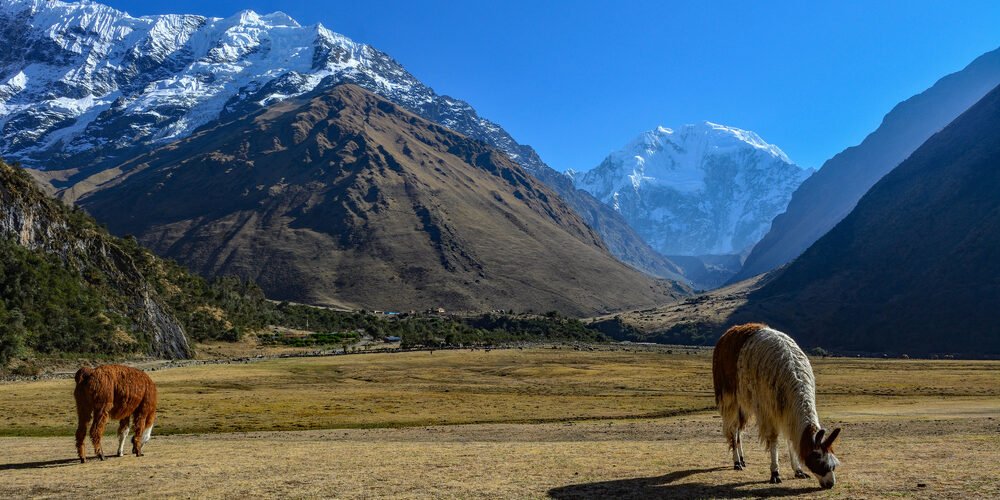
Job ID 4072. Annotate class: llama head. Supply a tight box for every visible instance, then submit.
[802,427,841,489]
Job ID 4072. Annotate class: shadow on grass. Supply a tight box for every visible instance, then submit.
[0,457,81,471]
[548,467,823,499]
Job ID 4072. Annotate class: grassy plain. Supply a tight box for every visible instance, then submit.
[0,348,997,498]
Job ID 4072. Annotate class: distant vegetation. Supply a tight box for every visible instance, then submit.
[258,309,609,349]
[588,316,719,346]
[0,161,359,364]
[398,312,608,348]
[0,159,611,367]
[0,160,269,363]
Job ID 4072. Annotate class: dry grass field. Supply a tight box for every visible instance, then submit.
[1,348,997,498]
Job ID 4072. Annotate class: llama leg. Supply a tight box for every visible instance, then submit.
[723,418,742,469]
[788,442,808,478]
[133,410,155,457]
[721,399,743,470]
[729,430,743,470]
[89,405,111,461]
[131,412,145,457]
[768,438,782,484]
[116,418,131,457]
[736,430,746,468]
[736,409,747,468]
[141,413,155,444]
[75,407,91,464]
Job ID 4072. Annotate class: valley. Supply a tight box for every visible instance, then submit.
[0,348,997,498]
[0,2,999,497]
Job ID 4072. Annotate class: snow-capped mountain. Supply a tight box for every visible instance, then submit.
[0,0,687,283]
[0,0,543,173]
[575,122,812,256]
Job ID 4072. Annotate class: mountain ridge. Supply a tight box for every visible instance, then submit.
[734,82,1000,354]
[74,83,687,314]
[734,46,1000,282]
[575,121,811,257]
[0,0,685,282]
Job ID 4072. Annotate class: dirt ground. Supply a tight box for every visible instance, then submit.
[0,349,997,498]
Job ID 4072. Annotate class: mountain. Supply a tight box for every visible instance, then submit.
[530,166,686,282]
[735,83,1000,355]
[71,84,686,314]
[0,0,683,282]
[575,122,812,257]
[735,47,1000,282]
[0,159,196,359]
[0,158,208,360]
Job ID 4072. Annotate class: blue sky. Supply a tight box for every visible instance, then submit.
[99,0,1000,171]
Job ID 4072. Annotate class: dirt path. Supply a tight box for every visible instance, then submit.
[1,411,996,499]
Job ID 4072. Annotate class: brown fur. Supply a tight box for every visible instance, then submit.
[800,424,841,477]
[74,365,157,463]
[799,423,821,467]
[712,323,766,405]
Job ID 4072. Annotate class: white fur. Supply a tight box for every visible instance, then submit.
[142,423,154,444]
[117,425,131,456]
[734,327,821,480]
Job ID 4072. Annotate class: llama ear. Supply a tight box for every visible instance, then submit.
[823,428,841,449]
[814,428,826,446]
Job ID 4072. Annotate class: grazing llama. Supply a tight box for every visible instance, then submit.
[712,323,842,489]
[74,365,158,463]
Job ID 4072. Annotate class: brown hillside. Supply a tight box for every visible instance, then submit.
[73,84,685,314]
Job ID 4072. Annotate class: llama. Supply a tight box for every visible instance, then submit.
[74,365,158,463]
[712,323,842,489]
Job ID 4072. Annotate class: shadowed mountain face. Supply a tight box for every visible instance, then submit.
[735,47,1000,282]
[737,84,1000,355]
[75,84,685,314]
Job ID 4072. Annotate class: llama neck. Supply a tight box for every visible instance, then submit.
[790,391,820,460]
[793,398,821,461]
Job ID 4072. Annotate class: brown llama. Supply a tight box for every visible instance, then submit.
[74,364,158,463]
[713,323,842,489]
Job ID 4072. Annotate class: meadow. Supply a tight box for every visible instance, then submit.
[0,348,997,498]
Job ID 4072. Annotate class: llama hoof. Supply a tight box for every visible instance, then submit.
[79,457,86,464]
[794,470,809,479]
[97,453,105,461]
[734,462,744,470]
[769,471,782,484]
[739,459,747,468]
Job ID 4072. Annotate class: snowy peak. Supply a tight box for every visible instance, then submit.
[626,121,792,165]
[0,0,549,180]
[702,122,792,163]
[0,0,683,284]
[0,0,426,169]
[583,121,798,196]
[575,122,811,256]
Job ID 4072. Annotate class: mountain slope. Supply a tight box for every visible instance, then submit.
[530,165,686,282]
[0,0,682,281]
[74,84,685,314]
[736,83,1000,355]
[0,159,198,359]
[735,47,1000,281]
[575,122,811,256]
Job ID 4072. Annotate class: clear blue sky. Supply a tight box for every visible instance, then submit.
[98,0,1000,170]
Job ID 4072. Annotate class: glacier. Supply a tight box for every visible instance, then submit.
[574,122,813,256]
[0,0,544,174]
